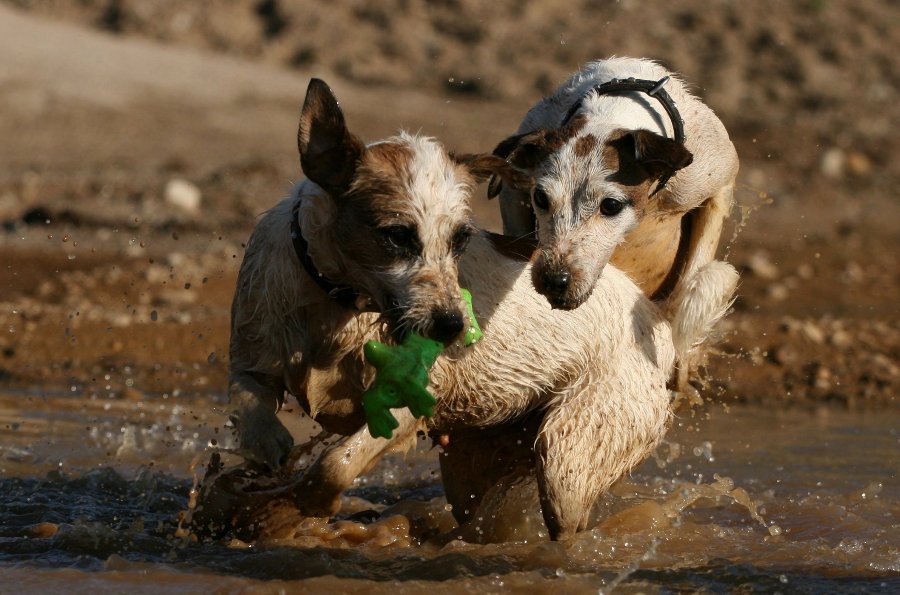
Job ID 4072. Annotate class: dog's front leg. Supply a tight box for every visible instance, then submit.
[535,368,670,540]
[227,371,294,470]
[296,409,420,517]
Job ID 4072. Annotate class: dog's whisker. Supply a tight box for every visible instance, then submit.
[514,229,537,241]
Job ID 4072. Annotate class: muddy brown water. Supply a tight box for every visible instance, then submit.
[0,390,897,593]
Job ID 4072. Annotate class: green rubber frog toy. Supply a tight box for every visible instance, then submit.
[362,288,482,439]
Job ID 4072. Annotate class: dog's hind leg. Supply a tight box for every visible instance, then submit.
[438,410,543,527]
[535,362,670,541]
[684,184,734,277]
[666,184,739,391]
[667,259,739,393]
[295,410,421,517]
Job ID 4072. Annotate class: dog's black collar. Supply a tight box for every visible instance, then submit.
[290,199,361,310]
[561,76,686,144]
[561,76,686,195]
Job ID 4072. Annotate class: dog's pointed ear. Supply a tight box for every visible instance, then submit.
[493,129,556,170]
[624,129,693,181]
[452,153,535,194]
[297,79,365,196]
[485,129,554,198]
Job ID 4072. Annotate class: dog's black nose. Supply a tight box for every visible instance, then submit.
[430,310,465,343]
[541,270,571,296]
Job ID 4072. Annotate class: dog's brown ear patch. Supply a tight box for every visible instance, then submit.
[297,79,366,196]
[628,129,693,180]
[487,130,554,198]
[487,116,589,198]
[605,129,694,187]
[453,153,535,193]
[492,130,555,171]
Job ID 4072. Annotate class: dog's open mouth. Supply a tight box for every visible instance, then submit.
[378,294,407,341]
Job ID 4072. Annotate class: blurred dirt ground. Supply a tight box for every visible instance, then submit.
[0,1,897,408]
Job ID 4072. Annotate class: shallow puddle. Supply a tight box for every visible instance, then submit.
[1,392,897,593]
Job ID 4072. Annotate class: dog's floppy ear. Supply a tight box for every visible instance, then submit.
[297,79,366,196]
[452,153,535,193]
[486,129,555,198]
[620,129,693,182]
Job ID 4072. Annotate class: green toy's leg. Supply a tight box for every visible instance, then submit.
[460,288,483,345]
[362,397,402,440]
[401,382,437,418]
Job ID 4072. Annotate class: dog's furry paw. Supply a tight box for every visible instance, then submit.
[667,259,739,389]
[230,404,294,471]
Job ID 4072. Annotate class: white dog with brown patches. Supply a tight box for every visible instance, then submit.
[225,79,675,541]
[492,57,739,390]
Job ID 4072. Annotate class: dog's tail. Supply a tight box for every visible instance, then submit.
[665,259,739,394]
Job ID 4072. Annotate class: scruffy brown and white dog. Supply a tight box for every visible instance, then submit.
[226,79,675,540]
[492,57,739,390]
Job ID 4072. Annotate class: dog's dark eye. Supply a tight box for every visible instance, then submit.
[599,197,626,217]
[380,225,420,255]
[533,188,550,211]
[451,226,473,257]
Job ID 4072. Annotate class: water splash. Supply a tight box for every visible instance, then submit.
[724,183,774,261]
[602,538,660,593]
[599,474,778,537]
